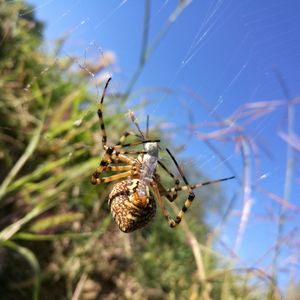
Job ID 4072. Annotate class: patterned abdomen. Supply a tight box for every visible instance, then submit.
[108,179,156,233]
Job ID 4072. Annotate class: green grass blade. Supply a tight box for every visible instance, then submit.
[0,240,40,300]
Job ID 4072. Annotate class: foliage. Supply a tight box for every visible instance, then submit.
[0,1,292,299]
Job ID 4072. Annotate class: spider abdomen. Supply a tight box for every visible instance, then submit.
[108,179,156,233]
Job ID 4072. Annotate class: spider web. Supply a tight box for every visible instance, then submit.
[9,0,300,293]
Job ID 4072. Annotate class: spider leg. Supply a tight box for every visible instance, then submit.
[105,165,132,172]
[164,176,235,195]
[153,178,192,227]
[114,138,160,149]
[162,149,234,227]
[91,170,133,185]
[116,131,143,145]
[155,179,179,202]
[97,77,112,149]
[98,139,159,168]
[157,161,180,201]
[91,152,137,184]
[158,148,195,227]
[91,147,154,185]
[160,176,235,227]
[94,76,159,182]
[96,77,158,150]
[151,182,176,227]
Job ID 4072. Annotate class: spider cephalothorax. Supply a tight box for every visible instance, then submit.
[91,77,234,233]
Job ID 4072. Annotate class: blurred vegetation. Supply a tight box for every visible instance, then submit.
[0,1,294,299]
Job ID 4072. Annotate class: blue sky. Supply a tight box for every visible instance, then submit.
[26,0,300,288]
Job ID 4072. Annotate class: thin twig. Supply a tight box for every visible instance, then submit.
[124,0,151,98]
[271,70,295,290]
[71,273,88,300]
[234,137,253,253]
[174,204,213,300]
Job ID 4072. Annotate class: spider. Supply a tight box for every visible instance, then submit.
[91,77,234,233]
